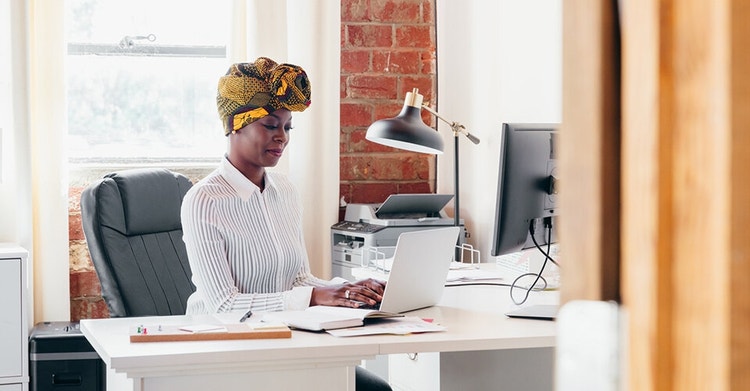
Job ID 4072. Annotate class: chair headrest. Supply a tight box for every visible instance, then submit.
[98,168,193,235]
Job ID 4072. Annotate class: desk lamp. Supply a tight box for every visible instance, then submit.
[366,88,480,259]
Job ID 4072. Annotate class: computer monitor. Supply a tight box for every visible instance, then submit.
[491,123,559,257]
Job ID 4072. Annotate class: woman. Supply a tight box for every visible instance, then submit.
[181,57,390,390]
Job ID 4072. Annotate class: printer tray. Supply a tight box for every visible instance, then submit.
[375,194,453,218]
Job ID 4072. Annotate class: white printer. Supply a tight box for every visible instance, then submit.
[331,193,465,280]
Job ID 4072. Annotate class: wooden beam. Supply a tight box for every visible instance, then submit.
[620,0,750,389]
[729,2,750,389]
[560,0,621,303]
[620,0,674,388]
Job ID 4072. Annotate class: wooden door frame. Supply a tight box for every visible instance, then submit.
[562,0,750,389]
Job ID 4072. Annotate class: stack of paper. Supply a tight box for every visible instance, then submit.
[446,268,504,282]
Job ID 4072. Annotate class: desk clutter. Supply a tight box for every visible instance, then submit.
[129,322,291,343]
[331,194,466,280]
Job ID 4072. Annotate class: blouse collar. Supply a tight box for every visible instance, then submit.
[219,156,277,201]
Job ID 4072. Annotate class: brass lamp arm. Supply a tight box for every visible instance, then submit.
[421,105,481,145]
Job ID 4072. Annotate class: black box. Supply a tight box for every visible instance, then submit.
[29,322,106,391]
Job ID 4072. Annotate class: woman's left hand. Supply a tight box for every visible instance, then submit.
[351,278,386,296]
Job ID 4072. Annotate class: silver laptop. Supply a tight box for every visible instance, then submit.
[376,227,461,314]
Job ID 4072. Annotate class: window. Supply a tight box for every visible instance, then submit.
[65,0,230,163]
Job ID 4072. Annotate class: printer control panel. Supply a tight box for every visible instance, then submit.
[331,220,385,234]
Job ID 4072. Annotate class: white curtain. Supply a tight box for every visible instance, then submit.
[4,0,71,324]
[231,0,341,278]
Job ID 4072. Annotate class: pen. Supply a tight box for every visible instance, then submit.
[239,309,253,323]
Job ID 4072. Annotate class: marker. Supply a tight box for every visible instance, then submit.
[239,309,253,323]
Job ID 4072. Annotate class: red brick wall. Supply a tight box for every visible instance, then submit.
[68,186,110,320]
[67,0,438,322]
[340,0,437,205]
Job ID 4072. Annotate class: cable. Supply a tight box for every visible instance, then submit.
[509,218,558,305]
[530,217,559,268]
[510,273,548,305]
[444,282,512,288]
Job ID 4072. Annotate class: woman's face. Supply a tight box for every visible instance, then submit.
[231,109,293,169]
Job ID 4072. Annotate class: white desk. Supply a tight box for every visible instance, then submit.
[81,282,558,391]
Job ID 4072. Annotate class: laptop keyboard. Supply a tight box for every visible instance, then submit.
[357,301,381,310]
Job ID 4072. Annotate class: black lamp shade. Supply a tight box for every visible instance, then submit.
[365,105,444,155]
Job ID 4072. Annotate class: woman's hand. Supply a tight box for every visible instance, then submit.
[351,278,386,297]
[310,278,386,308]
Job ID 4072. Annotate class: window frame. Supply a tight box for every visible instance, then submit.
[66,37,228,168]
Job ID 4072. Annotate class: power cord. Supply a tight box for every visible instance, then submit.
[509,217,558,305]
[445,282,511,288]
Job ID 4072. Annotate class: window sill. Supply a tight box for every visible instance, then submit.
[69,158,220,187]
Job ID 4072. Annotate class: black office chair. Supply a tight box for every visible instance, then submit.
[79,167,390,390]
[80,168,195,317]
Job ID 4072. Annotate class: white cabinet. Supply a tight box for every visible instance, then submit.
[0,245,28,391]
[388,349,554,391]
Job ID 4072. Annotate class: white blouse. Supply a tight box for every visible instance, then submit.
[181,157,335,314]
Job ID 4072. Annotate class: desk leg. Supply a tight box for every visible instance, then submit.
[106,365,136,391]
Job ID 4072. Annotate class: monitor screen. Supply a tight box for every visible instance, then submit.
[491,123,559,257]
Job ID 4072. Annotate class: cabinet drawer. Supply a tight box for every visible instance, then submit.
[0,258,22,378]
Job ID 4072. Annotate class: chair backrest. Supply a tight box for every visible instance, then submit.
[80,168,195,317]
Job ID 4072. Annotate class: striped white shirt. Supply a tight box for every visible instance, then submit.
[181,157,335,314]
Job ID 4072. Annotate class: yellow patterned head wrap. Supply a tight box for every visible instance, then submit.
[217,57,311,136]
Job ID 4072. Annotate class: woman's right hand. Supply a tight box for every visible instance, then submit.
[310,280,385,308]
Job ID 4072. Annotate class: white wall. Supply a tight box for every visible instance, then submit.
[435,0,562,260]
